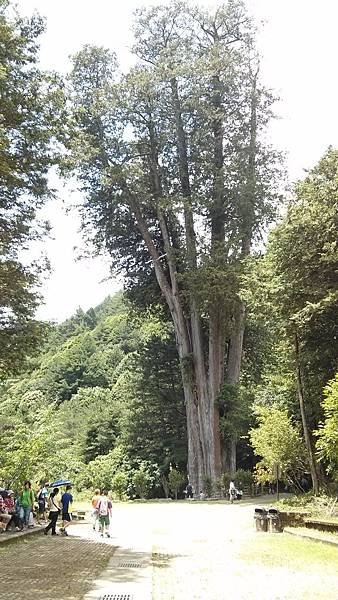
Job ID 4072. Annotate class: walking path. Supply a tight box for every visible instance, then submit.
[0,525,115,600]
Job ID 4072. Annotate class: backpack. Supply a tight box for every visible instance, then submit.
[98,496,109,516]
[38,489,46,507]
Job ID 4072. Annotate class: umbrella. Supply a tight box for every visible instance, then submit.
[49,479,72,488]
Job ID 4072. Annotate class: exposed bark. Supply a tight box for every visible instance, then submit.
[225,68,258,472]
[294,331,320,495]
[128,185,204,490]
[170,76,221,483]
[208,63,228,477]
[225,303,245,473]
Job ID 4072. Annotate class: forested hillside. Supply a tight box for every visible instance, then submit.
[0,293,187,497]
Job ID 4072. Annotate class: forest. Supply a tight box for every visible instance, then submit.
[0,0,337,499]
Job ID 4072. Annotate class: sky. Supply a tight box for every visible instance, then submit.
[15,0,338,322]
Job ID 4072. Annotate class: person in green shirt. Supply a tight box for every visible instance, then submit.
[21,481,35,527]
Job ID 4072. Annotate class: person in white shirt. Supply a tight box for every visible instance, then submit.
[44,488,61,535]
[97,489,112,538]
[229,480,237,503]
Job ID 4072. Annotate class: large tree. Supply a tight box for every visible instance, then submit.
[245,148,338,493]
[0,0,64,376]
[65,1,280,491]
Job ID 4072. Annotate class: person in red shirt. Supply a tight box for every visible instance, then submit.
[91,488,101,531]
[4,491,14,513]
[4,491,23,531]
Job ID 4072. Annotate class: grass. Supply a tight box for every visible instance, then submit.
[239,533,338,573]
[306,516,338,524]
[286,526,338,543]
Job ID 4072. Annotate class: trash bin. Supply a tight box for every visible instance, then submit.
[267,508,282,533]
[254,507,268,532]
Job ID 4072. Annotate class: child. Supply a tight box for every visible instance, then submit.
[91,488,101,531]
[97,489,112,538]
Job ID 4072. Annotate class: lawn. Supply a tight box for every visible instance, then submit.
[239,532,338,574]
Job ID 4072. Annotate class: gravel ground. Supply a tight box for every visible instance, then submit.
[149,501,338,600]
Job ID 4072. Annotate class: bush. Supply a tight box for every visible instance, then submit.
[168,468,185,500]
[133,469,152,499]
[215,472,231,497]
[203,475,214,497]
[235,469,253,489]
[111,471,129,500]
[316,374,338,477]
[250,406,308,485]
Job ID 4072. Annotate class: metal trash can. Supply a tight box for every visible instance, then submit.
[267,508,282,533]
[254,507,268,532]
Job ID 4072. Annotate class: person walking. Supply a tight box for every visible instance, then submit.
[36,482,49,524]
[44,488,61,535]
[60,485,73,536]
[20,481,35,527]
[186,482,193,499]
[229,480,237,504]
[97,489,112,538]
[91,488,101,531]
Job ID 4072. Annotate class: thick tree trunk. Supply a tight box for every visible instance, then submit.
[170,76,221,485]
[294,331,320,495]
[208,69,228,478]
[225,302,245,473]
[223,69,258,473]
[208,308,224,477]
[128,159,217,492]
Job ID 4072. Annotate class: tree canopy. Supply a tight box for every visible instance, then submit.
[0,0,64,376]
[64,0,282,490]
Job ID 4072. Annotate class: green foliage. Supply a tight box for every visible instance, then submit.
[80,447,126,492]
[0,293,186,497]
[316,374,338,477]
[119,320,187,473]
[241,148,338,487]
[111,471,129,501]
[132,468,152,499]
[0,0,65,375]
[168,468,185,500]
[0,389,83,488]
[234,469,253,489]
[219,383,253,440]
[202,476,214,498]
[268,150,338,403]
[215,472,231,497]
[249,406,308,485]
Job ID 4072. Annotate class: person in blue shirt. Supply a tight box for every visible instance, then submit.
[60,485,73,536]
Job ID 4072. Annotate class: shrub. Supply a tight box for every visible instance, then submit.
[111,471,129,500]
[133,468,152,499]
[250,406,308,485]
[203,475,214,498]
[215,472,231,497]
[316,374,338,477]
[168,468,185,500]
[235,469,253,489]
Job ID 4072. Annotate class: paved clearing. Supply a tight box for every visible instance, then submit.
[0,533,115,600]
[2,498,338,599]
